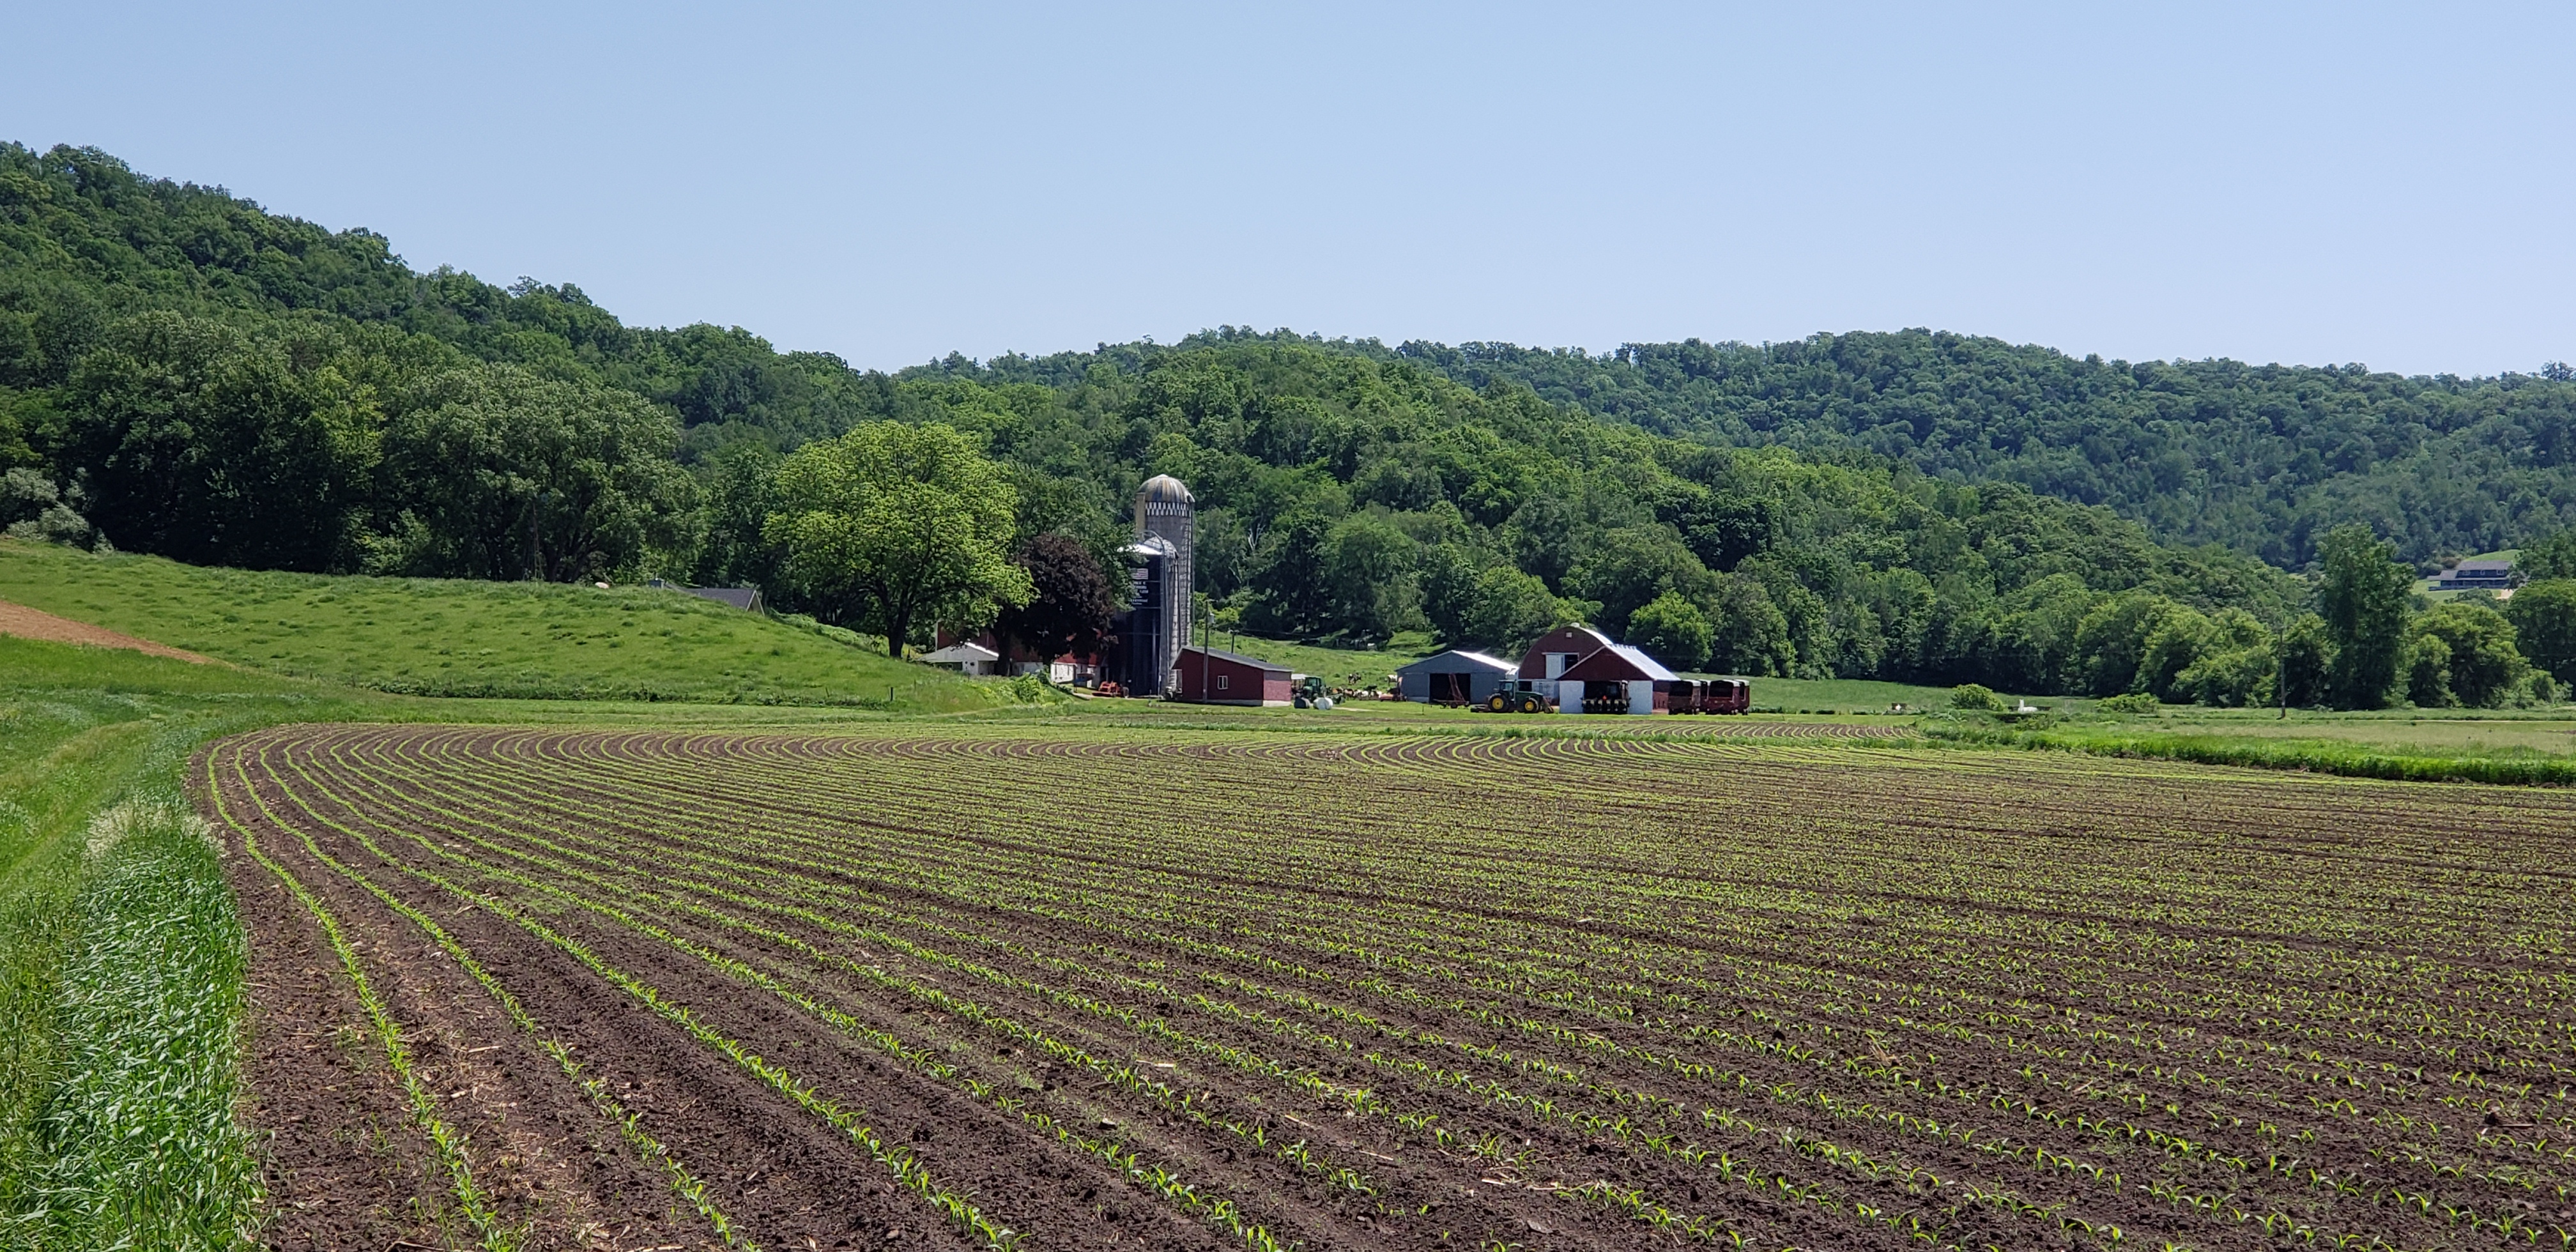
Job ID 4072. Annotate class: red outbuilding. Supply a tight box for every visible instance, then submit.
[1172,646,1294,706]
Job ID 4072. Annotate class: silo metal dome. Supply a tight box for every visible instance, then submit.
[1139,474,1195,505]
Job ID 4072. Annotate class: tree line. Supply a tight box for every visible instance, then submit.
[4,142,2573,706]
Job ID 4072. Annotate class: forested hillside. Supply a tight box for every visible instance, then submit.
[7,141,2561,702]
[1390,335,2576,570]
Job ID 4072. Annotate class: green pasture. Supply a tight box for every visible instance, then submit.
[0,538,1008,709]
[2149,710,2576,758]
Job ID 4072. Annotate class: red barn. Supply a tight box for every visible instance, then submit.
[1172,646,1293,706]
[1514,624,1703,715]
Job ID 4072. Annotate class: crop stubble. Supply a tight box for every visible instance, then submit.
[201,723,2576,1251]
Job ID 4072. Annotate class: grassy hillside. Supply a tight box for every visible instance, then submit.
[0,539,1006,708]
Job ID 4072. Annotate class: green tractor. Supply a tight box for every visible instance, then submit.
[1481,680,1549,714]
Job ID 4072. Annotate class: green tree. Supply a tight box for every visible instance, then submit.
[2135,605,2214,701]
[2170,608,2273,706]
[1243,511,1335,639]
[1319,512,1423,640]
[2405,632,2453,707]
[2407,601,2526,708]
[2071,590,2175,696]
[2518,531,2576,581]
[372,365,696,582]
[2503,578,2576,685]
[764,421,1031,655]
[689,441,783,590]
[57,312,376,570]
[2274,613,2335,707]
[1706,573,1794,676]
[2317,524,2411,708]
[1627,591,1713,671]
[1458,566,1577,655]
[1565,524,1715,636]
[1949,683,1998,710]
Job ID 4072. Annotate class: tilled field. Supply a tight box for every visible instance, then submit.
[201,724,2576,1251]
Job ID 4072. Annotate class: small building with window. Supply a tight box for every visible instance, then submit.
[1172,646,1293,706]
[917,640,1001,676]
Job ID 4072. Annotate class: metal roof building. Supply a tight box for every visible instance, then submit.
[1393,649,1518,705]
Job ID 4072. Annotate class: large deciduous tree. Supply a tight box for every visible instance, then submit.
[764,421,1031,657]
[2317,524,2411,709]
[2504,578,2576,685]
[371,364,696,582]
[1628,590,1713,671]
[2406,600,2527,708]
[57,312,376,570]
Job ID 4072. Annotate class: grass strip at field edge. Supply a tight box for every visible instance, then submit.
[1924,721,2576,786]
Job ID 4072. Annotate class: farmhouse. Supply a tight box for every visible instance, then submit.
[2434,560,2514,592]
[1394,649,1517,705]
[1172,646,1293,706]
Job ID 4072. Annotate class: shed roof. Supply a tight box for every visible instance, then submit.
[1176,645,1291,675]
[683,586,762,611]
[919,641,1000,664]
[1394,649,1517,675]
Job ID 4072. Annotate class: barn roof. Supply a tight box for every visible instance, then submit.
[1559,643,1679,683]
[1393,649,1517,675]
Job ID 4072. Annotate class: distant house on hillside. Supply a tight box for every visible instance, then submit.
[2434,560,2514,592]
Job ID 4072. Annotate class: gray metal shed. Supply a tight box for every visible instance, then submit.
[1394,649,1518,705]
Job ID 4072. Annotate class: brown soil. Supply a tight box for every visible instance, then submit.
[0,597,217,662]
[203,723,2576,1252]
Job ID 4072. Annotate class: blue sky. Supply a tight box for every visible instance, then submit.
[7,2,2571,375]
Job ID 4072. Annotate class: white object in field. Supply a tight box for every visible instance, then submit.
[1314,696,1333,710]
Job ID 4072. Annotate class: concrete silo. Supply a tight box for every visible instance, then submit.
[1115,475,1193,695]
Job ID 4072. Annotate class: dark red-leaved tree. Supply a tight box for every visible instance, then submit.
[995,531,1116,665]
